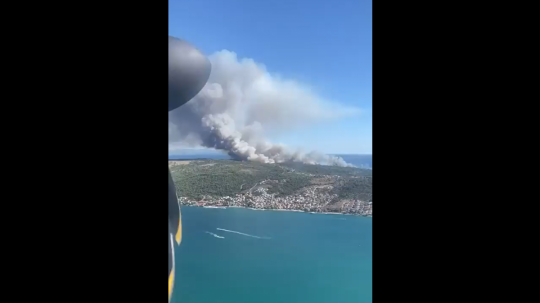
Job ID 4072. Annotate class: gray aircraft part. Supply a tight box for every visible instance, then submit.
[169,36,212,111]
[168,36,211,302]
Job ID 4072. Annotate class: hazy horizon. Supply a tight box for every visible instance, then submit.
[169,148,372,157]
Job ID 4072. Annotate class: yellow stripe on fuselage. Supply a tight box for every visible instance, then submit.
[175,216,182,244]
[168,268,175,302]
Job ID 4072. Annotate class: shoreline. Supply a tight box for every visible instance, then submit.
[190,205,372,217]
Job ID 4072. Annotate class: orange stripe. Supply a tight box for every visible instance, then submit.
[175,216,182,244]
[168,268,175,302]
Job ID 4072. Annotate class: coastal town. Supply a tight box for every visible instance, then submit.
[170,159,372,216]
[178,184,373,216]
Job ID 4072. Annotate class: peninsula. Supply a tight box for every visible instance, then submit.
[170,159,372,216]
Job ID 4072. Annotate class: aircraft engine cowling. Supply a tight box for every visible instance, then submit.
[169,36,212,111]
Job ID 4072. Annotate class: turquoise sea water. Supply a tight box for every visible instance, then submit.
[172,206,372,303]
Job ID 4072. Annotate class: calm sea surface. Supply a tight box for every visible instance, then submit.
[172,206,372,303]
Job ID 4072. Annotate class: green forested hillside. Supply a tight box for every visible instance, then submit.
[170,160,372,201]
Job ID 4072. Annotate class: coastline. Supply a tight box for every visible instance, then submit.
[194,205,372,217]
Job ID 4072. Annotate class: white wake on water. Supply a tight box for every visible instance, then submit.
[205,231,225,239]
[216,228,271,239]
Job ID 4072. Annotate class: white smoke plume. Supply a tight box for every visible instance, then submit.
[169,50,361,167]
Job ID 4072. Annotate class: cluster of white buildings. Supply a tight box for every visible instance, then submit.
[178,184,372,216]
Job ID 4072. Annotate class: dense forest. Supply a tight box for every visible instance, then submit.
[170,160,372,201]
[277,162,372,177]
[331,178,373,201]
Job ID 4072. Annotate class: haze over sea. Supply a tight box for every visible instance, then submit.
[169,153,372,169]
[172,206,372,303]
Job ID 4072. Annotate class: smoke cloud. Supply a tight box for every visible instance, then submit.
[169,50,361,167]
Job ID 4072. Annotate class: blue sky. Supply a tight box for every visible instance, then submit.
[169,0,372,154]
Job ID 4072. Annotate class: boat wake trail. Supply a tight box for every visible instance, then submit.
[216,228,271,239]
[205,231,225,239]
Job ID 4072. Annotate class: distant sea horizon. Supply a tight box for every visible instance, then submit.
[169,152,372,169]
